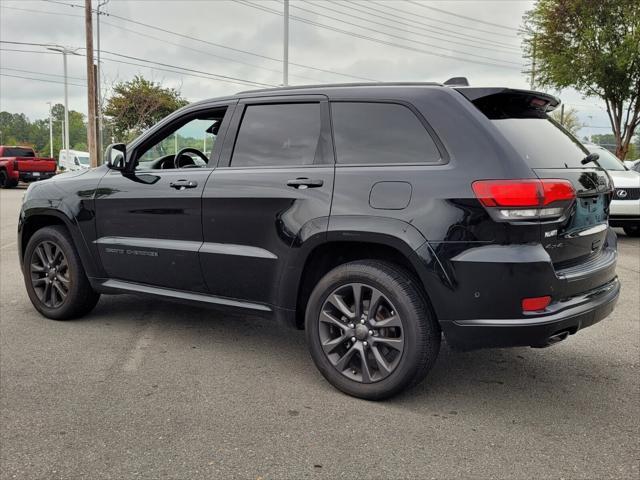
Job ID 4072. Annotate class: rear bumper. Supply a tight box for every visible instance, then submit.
[441,277,620,350]
[18,171,56,183]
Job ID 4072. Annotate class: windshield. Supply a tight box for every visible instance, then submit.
[585,146,627,171]
[77,155,90,165]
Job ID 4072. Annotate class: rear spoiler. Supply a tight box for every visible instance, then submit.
[454,87,561,113]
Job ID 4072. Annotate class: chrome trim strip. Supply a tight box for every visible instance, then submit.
[101,279,272,312]
[200,242,277,259]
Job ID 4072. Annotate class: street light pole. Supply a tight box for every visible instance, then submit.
[47,102,53,159]
[283,0,289,86]
[47,46,79,169]
[96,0,109,164]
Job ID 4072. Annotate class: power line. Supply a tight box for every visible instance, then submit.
[0,72,86,88]
[366,0,519,39]
[28,0,378,82]
[319,0,521,51]
[406,1,521,32]
[0,66,86,81]
[233,0,521,70]
[264,0,521,65]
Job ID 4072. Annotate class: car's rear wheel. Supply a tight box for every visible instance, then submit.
[23,226,100,320]
[305,260,440,400]
[623,225,640,237]
[0,170,17,189]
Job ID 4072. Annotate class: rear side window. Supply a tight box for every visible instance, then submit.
[491,118,588,169]
[231,103,321,167]
[3,147,35,157]
[331,102,441,165]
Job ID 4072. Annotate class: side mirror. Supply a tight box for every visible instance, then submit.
[105,143,126,170]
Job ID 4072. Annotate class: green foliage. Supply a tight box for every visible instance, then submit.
[0,106,87,157]
[104,76,188,143]
[523,0,640,159]
[549,106,583,134]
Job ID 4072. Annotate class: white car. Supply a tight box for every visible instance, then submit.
[58,149,90,172]
[585,144,640,237]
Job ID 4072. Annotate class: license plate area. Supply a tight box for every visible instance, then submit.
[566,194,607,233]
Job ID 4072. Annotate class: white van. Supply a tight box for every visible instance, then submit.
[58,150,90,171]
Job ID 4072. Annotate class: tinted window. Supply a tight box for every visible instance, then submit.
[231,103,321,167]
[491,118,589,169]
[331,102,441,165]
[3,147,35,157]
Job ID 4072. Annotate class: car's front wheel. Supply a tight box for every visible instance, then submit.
[23,226,100,320]
[305,260,440,400]
[623,225,640,237]
[0,170,17,189]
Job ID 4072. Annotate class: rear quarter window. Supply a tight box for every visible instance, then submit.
[330,102,442,165]
[491,118,588,168]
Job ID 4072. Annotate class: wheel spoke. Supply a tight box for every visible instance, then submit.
[333,346,357,372]
[367,289,383,321]
[31,264,46,273]
[53,281,67,299]
[320,311,348,331]
[352,284,362,319]
[43,242,55,264]
[357,345,374,383]
[370,345,392,378]
[373,315,402,329]
[328,294,354,319]
[43,282,52,306]
[35,246,48,267]
[322,335,348,355]
[32,278,47,287]
[373,336,404,351]
[57,273,70,285]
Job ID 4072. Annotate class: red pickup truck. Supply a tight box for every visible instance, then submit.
[0,146,57,189]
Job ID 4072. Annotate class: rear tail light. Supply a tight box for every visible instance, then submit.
[472,179,575,220]
[522,296,551,312]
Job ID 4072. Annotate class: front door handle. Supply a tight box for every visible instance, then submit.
[286,178,324,189]
[170,179,198,190]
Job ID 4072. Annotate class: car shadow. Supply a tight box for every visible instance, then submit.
[86,293,624,417]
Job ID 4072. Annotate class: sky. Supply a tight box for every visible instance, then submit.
[0,0,612,141]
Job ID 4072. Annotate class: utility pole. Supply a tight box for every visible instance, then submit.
[47,102,53,158]
[85,0,98,168]
[96,0,109,164]
[560,104,565,126]
[283,0,289,86]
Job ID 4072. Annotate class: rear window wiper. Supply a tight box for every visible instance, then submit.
[581,152,599,165]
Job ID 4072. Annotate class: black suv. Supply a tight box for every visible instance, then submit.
[19,83,620,399]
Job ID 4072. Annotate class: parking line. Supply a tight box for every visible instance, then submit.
[0,242,16,250]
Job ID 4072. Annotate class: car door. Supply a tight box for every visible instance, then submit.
[93,104,234,293]
[200,96,334,308]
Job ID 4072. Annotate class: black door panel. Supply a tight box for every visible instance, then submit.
[94,169,212,292]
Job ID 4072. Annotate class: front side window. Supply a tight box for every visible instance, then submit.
[331,102,442,165]
[136,109,227,170]
[230,103,321,167]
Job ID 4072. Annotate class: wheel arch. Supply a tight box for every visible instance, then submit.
[19,208,102,278]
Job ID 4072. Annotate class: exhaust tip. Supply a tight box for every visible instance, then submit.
[532,330,570,348]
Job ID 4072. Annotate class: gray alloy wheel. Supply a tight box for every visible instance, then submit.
[319,282,405,383]
[29,240,71,308]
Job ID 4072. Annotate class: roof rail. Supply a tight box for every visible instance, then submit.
[237,81,442,95]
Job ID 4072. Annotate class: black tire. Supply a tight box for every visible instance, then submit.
[623,225,640,237]
[0,170,17,189]
[305,260,440,400]
[23,225,100,320]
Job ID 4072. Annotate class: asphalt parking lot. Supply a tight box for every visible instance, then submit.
[1,186,638,479]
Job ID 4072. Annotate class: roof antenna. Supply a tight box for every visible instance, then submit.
[444,77,469,86]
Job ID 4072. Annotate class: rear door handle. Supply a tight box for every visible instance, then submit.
[170,179,198,190]
[286,178,324,189]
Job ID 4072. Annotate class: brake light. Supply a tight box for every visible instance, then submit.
[522,296,551,312]
[472,179,575,220]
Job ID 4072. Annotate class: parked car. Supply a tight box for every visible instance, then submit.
[18,84,620,399]
[584,144,640,237]
[58,149,90,172]
[0,146,57,188]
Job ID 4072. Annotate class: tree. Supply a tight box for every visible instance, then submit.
[104,76,188,143]
[550,106,583,134]
[523,0,640,159]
